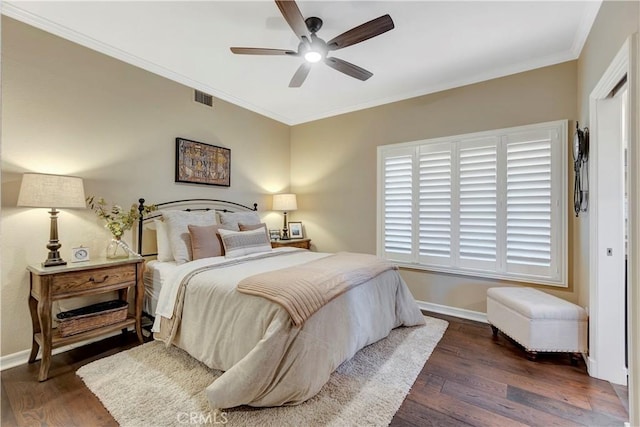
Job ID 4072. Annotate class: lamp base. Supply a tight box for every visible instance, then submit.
[281,227,290,240]
[43,210,66,267]
[43,248,66,267]
[43,257,67,267]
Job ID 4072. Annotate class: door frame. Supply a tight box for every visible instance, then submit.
[588,32,638,420]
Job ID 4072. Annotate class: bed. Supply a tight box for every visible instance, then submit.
[137,198,425,410]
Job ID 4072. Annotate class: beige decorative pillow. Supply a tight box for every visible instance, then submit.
[218,211,261,231]
[154,219,174,262]
[188,224,229,260]
[239,222,269,240]
[218,228,272,258]
[162,210,217,264]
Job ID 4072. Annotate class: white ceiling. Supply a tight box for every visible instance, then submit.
[3,1,601,125]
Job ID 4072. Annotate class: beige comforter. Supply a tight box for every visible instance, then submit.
[153,249,425,410]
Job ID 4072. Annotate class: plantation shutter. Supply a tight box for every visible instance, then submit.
[457,138,498,271]
[381,147,414,262]
[418,143,453,265]
[504,129,559,280]
[377,120,566,286]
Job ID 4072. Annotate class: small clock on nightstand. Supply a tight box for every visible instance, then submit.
[71,246,90,262]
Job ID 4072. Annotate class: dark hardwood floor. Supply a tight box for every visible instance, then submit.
[391,312,629,427]
[1,312,629,426]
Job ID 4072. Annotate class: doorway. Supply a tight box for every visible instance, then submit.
[588,35,637,422]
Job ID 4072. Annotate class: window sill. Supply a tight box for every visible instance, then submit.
[391,260,567,288]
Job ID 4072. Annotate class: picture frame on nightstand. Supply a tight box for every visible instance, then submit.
[288,222,303,239]
[269,229,281,241]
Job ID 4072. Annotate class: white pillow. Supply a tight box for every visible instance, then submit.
[154,219,174,262]
[162,210,218,264]
[218,228,272,259]
[218,211,261,231]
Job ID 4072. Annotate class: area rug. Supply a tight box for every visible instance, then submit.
[77,316,447,426]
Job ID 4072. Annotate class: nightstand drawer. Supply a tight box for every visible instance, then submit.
[271,238,311,249]
[51,265,136,295]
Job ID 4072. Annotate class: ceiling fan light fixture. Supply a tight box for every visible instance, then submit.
[230,1,395,87]
[304,51,322,63]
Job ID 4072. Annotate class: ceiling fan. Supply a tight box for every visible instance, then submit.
[230,0,394,87]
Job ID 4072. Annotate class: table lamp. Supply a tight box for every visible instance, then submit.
[17,173,86,267]
[272,193,297,240]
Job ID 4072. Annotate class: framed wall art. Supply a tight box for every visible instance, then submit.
[288,221,303,239]
[175,137,230,187]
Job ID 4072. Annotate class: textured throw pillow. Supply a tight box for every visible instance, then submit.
[218,211,261,231]
[188,224,230,260]
[218,228,272,258]
[239,222,269,240]
[162,210,218,264]
[154,219,174,262]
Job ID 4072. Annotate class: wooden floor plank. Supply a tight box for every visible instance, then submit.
[441,379,583,427]
[1,382,19,427]
[507,385,626,426]
[389,398,473,427]
[588,393,633,421]
[408,384,530,427]
[425,357,508,398]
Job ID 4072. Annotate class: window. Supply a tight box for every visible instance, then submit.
[377,120,567,286]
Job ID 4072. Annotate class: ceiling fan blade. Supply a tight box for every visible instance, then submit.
[275,0,310,43]
[289,63,312,87]
[326,14,394,51]
[324,57,373,81]
[230,47,297,56]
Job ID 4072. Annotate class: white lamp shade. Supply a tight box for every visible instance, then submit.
[17,173,86,209]
[272,193,297,211]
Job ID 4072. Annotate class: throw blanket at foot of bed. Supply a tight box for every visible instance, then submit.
[237,252,397,326]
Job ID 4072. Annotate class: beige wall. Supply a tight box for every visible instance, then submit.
[0,17,291,356]
[291,61,579,312]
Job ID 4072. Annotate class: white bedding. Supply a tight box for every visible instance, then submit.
[150,248,425,409]
[142,260,177,315]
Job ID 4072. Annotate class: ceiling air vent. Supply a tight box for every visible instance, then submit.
[194,90,214,108]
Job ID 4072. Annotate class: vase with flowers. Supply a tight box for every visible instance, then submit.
[87,196,156,259]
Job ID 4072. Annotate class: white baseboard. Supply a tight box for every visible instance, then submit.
[0,329,131,371]
[417,300,488,324]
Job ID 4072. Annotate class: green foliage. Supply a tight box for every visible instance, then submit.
[86,196,156,238]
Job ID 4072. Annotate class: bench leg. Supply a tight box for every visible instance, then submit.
[570,353,581,366]
[490,324,499,338]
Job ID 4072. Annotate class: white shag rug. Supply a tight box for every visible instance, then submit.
[77,316,447,426]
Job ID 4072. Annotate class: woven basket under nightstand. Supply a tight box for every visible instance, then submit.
[56,300,128,337]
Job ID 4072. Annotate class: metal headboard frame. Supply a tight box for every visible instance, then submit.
[136,197,258,257]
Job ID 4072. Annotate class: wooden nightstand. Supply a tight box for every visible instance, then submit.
[27,257,144,381]
[271,238,311,250]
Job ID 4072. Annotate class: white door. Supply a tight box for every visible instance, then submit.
[591,88,628,385]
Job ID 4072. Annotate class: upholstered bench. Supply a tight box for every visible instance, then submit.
[487,287,587,363]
